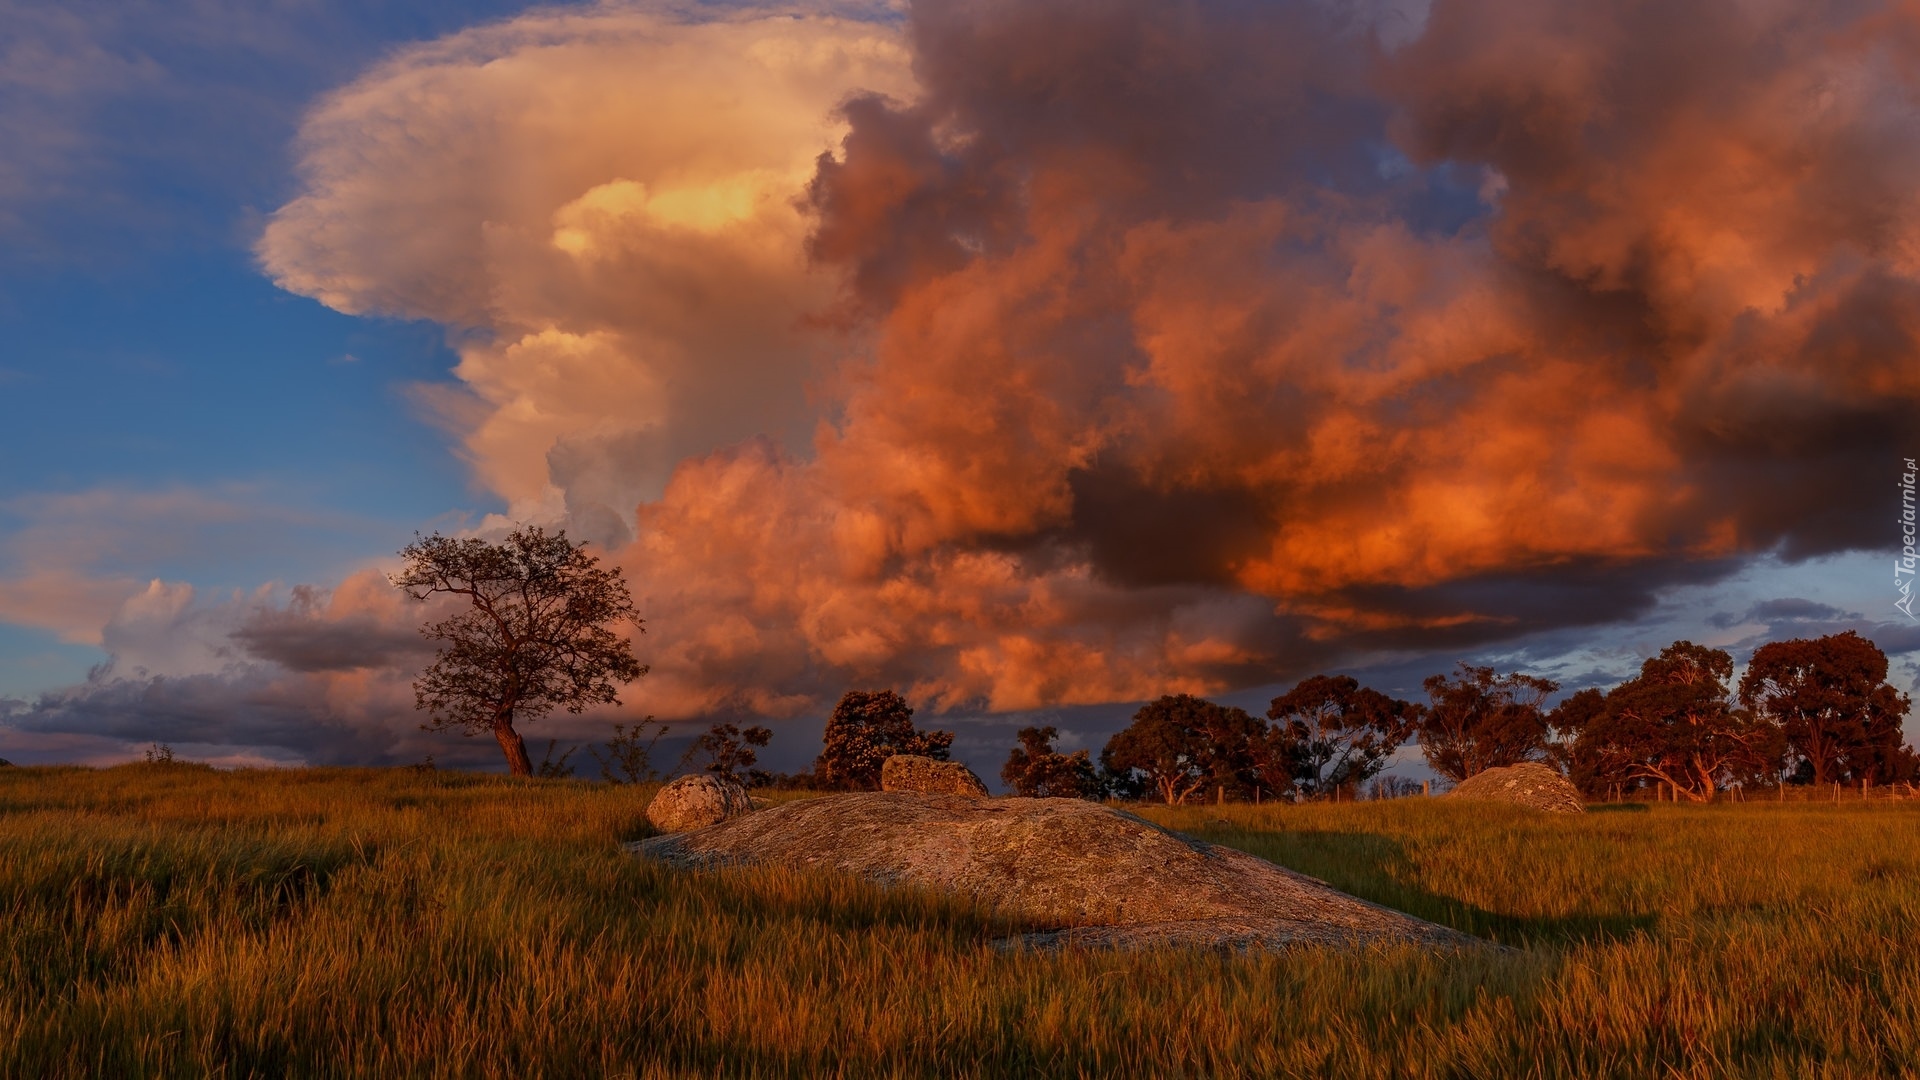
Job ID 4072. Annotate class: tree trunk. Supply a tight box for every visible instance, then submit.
[494,718,534,777]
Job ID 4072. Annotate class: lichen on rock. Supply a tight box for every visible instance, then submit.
[1446,762,1585,814]
[879,754,989,797]
[645,774,754,833]
[632,791,1483,951]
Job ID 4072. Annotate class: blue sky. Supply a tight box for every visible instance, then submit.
[0,2,543,694]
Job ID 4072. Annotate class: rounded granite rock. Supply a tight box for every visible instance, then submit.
[645,774,754,833]
[1446,762,1585,814]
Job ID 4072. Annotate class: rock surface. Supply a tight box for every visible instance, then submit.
[633,791,1480,951]
[880,755,990,797]
[645,774,754,833]
[1447,762,1585,814]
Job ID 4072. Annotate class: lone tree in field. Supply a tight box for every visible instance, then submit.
[1739,631,1915,786]
[815,690,953,789]
[1417,663,1558,783]
[392,527,645,777]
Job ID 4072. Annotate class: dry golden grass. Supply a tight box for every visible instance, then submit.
[3,764,1919,1078]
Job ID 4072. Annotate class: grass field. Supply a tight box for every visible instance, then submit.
[3,764,1919,1078]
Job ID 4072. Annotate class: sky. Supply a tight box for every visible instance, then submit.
[1,0,1917,779]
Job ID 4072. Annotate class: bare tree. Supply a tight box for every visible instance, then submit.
[392,527,645,776]
[681,723,773,784]
[588,721,669,784]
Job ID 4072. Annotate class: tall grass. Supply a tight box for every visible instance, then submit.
[3,765,1918,1078]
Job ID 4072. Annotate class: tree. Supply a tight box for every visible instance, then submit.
[588,720,668,784]
[682,723,773,784]
[1417,664,1558,783]
[1546,687,1613,793]
[534,739,577,779]
[1245,722,1309,802]
[1101,694,1261,805]
[1001,726,1103,798]
[1266,675,1418,799]
[392,527,645,777]
[1566,642,1776,801]
[1739,631,1916,786]
[814,690,953,790]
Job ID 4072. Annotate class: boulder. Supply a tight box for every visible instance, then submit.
[880,754,989,797]
[1447,762,1585,814]
[645,774,754,833]
[633,791,1481,951]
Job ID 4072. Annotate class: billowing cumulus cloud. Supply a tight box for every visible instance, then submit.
[257,5,918,546]
[18,0,1908,764]
[239,0,1920,731]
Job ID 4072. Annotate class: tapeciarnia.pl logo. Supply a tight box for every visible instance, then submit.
[1899,457,1918,620]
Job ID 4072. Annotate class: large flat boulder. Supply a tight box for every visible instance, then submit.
[1447,762,1585,814]
[632,792,1480,951]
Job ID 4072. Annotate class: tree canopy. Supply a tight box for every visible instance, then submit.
[1101,694,1261,805]
[814,690,953,790]
[392,527,644,776]
[1266,675,1419,798]
[1417,664,1558,783]
[1001,726,1103,799]
[1739,631,1915,786]
[1561,641,1776,801]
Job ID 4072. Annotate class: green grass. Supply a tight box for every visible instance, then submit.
[4,766,1920,1078]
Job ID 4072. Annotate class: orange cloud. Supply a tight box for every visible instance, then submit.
[252,0,1920,722]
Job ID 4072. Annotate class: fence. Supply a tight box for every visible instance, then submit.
[1600,779,1920,805]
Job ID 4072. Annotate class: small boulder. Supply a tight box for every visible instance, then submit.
[646,774,753,833]
[1447,762,1585,814]
[880,754,989,797]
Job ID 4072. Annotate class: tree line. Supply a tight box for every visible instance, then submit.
[393,527,1914,799]
[628,629,1914,806]
[1006,631,1913,804]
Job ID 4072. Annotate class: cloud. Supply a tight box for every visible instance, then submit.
[257,4,918,546]
[228,579,435,674]
[229,0,1920,729]
[0,0,556,261]
[0,486,389,644]
[9,0,1911,722]
[1,567,469,768]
